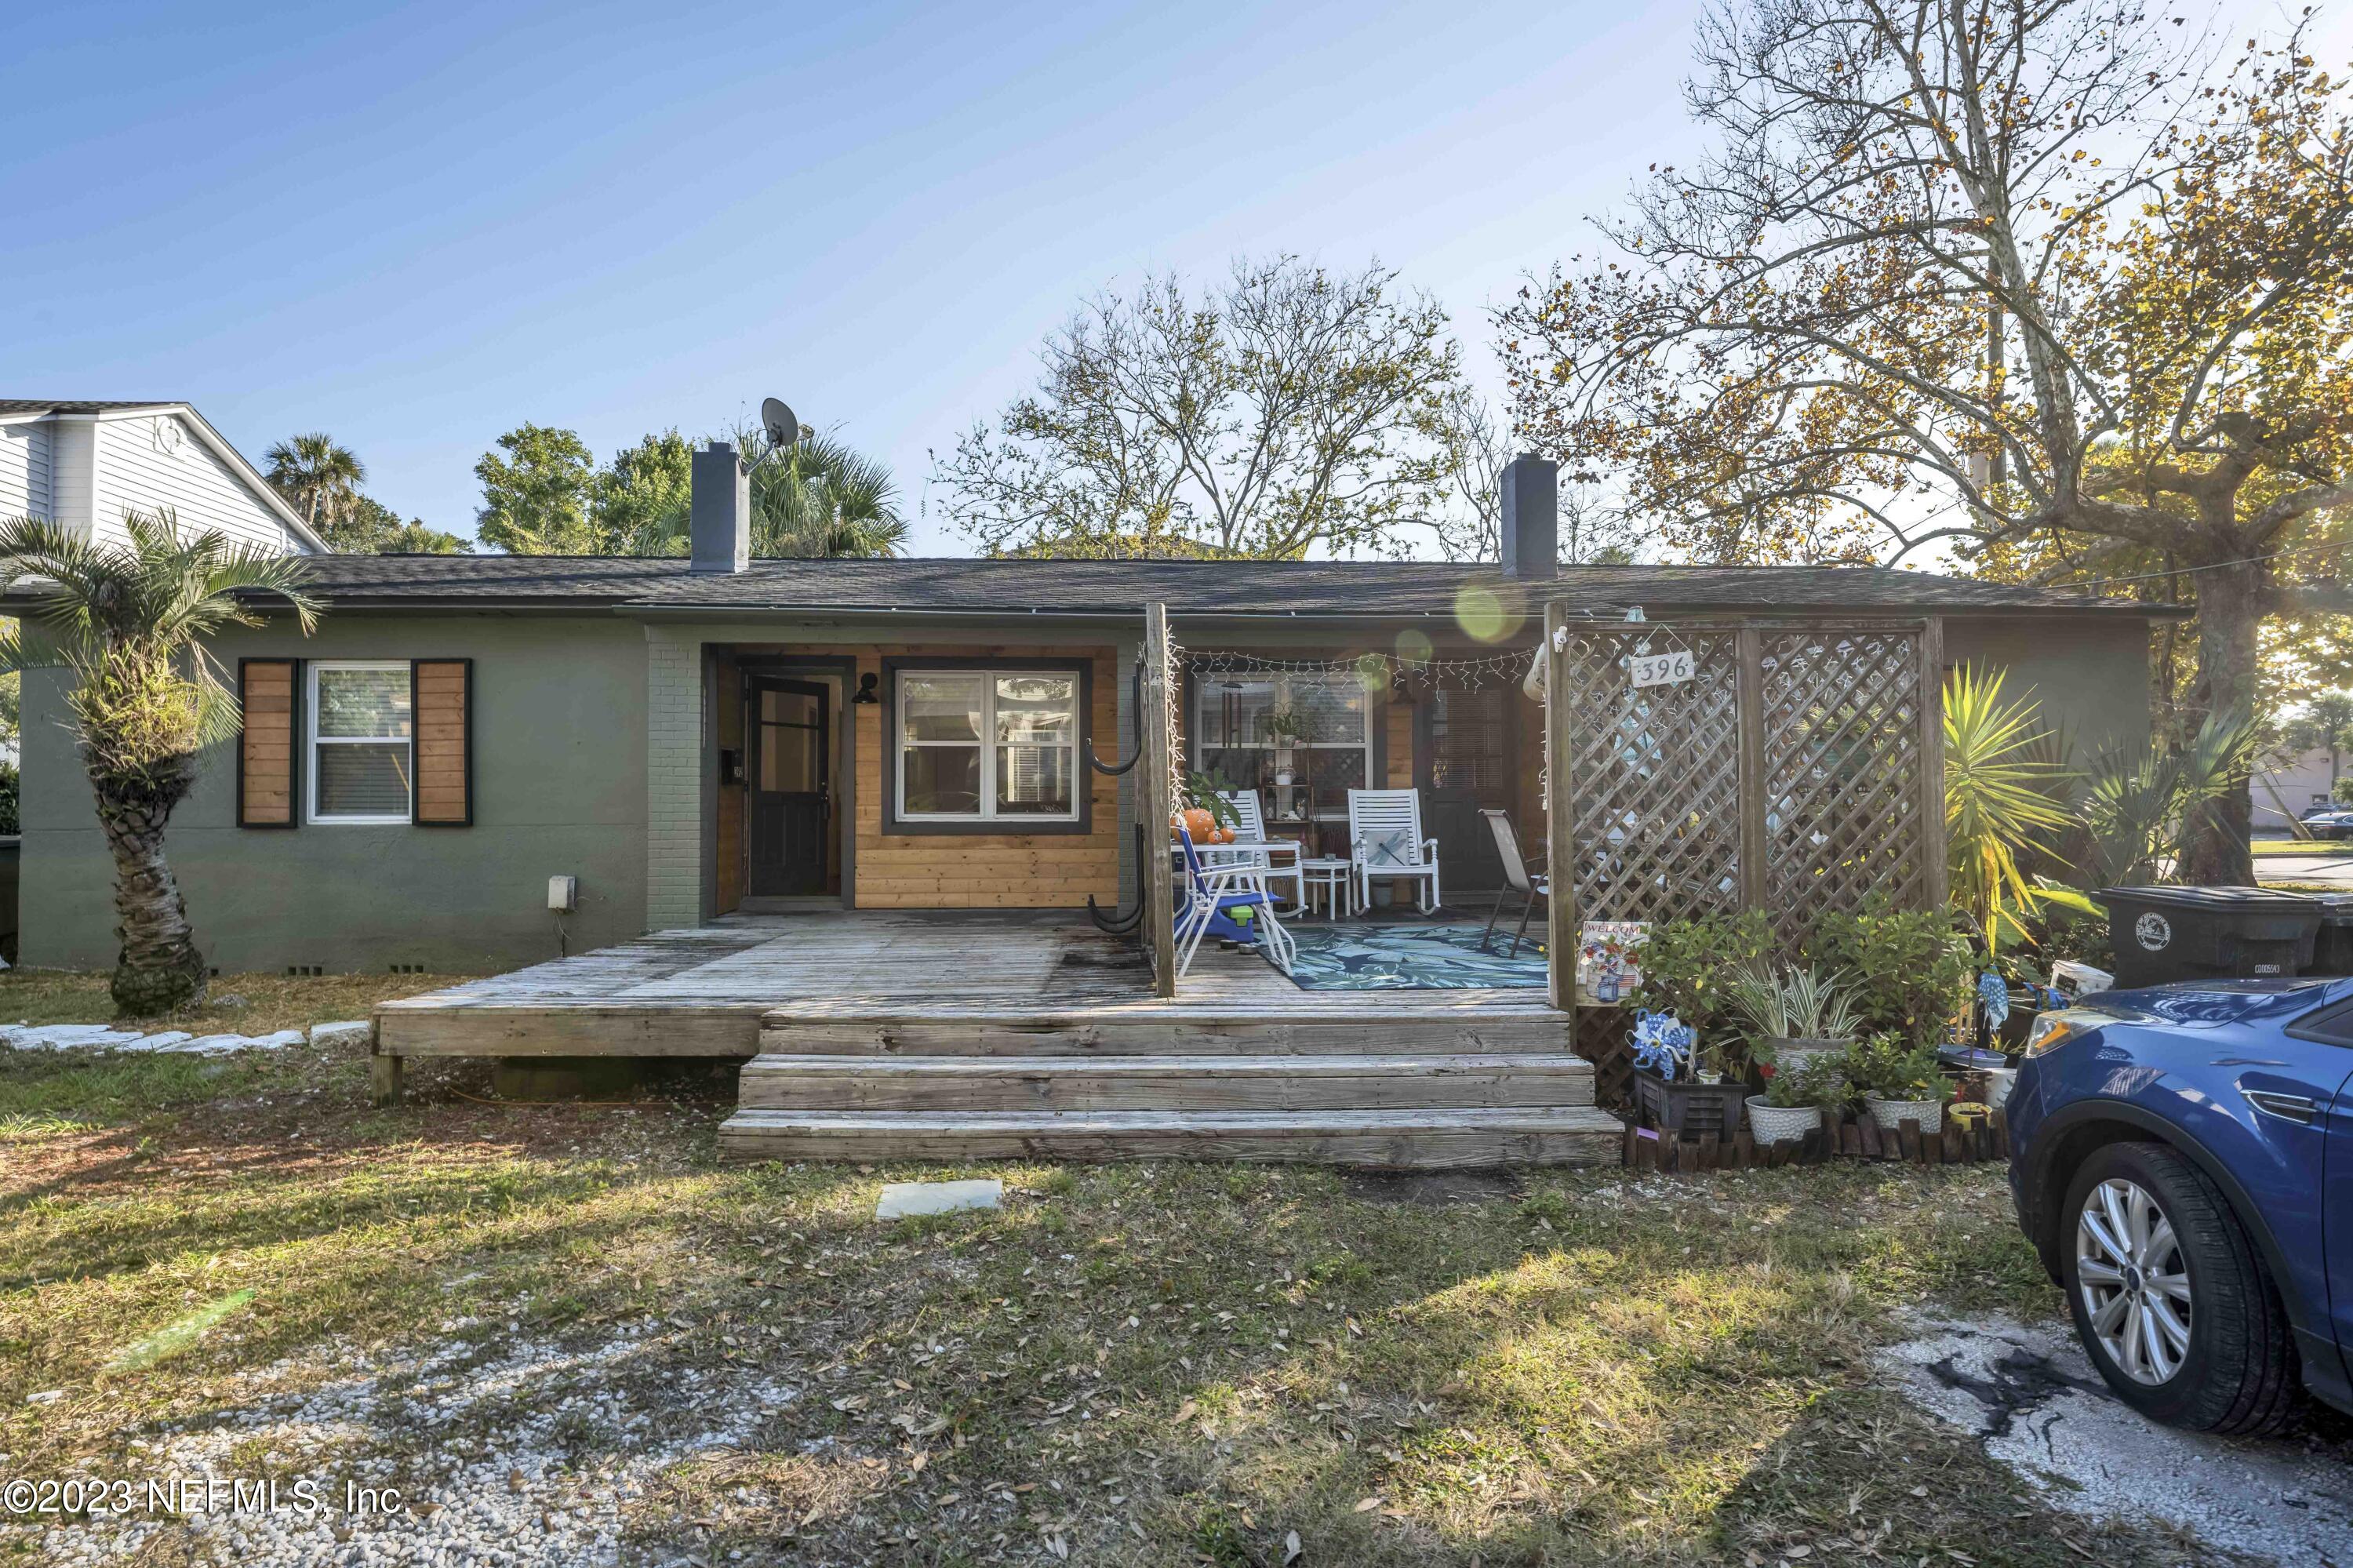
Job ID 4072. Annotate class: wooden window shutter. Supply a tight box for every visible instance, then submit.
[413,659,474,826]
[238,658,300,828]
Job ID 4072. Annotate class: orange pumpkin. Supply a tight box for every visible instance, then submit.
[1181,806,1217,842]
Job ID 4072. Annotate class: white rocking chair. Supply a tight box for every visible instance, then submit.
[1206,790,1306,909]
[1347,788,1442,915]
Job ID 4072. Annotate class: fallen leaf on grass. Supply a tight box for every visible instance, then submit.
[1283,1530,1303,1564]
[1354,1497,1382,1513]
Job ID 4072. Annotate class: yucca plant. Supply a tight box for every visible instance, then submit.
[0,511,320,1013]
[1944,664,2095,953]
[1723,959,1862,1042]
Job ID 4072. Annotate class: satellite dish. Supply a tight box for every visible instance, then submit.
[760,397,800,449]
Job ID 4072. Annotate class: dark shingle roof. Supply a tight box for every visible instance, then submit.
[259,553,2166,619]
[0,399,176,417]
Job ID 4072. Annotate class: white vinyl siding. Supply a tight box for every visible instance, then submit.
[0,422,47,519]
[48,417,94,537]
[93,413,299,552]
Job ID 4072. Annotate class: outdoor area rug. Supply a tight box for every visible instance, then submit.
[1282,921,1548,990]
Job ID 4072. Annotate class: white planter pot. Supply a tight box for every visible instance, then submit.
[1864,1094,1944,1137]
[1982,1068,2018,1113]
[1744,1097,1821,1145]
[1759,1036,1853,1075]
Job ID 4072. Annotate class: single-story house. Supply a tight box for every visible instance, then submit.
[15,452,2169,979]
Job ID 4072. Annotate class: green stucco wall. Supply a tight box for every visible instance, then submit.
[19,614,649,974]
[1944,616,2154,762]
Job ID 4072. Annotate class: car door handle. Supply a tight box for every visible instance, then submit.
[2241,1087,2320,1126]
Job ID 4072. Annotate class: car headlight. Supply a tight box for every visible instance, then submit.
[2024,1009,2099,1057]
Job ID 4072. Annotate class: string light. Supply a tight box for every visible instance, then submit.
[1183,648,1540,693]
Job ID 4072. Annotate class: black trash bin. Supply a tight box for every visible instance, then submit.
[2097,886,2323,988]
[2311,894,2353,976]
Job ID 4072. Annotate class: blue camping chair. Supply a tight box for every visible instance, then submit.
[1173,828,1297,978]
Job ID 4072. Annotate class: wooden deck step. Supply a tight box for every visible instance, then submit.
[715,1105,1624,1169]
[756,1010,1571,1057]
[736,1052,1596,1113]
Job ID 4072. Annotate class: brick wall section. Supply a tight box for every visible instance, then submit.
[646,631,705,929]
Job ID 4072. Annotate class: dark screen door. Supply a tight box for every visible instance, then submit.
[1418,686,1513,893]
[750,679,831,896]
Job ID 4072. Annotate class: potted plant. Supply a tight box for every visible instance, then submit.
[1723,960,1861,1075]
[1847,1031,1952,1135]
[1746,1051,1851,1145]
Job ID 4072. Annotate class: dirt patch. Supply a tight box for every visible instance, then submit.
[1340,1170,1523,1206]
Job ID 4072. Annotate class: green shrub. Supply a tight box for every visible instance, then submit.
[0,761,15,836]
[1803,898,1973,1046]
[1627,908,1773,1038]
[1845,1030,1951,1101]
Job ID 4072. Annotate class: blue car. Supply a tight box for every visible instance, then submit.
[2010,978,2353,1433]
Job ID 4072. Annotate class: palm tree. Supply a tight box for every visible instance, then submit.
[2282,691,2353,788]
[0,510,319,1013]
[736,427,909,558]
[264,433,366,546]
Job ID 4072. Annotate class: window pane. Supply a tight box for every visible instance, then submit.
[761,724,820,791]
[316,668,410,739]
[902,745,980,814]
[996,744,1074,814]
[1294,678,1366,743]
[995,675,1075,741]
[316,742,410,817]
[762,689,818,726]
[1197,682,1275,749]
[1198,746,1273,795]
[1307,746,1367,816]
[901,676,982,743]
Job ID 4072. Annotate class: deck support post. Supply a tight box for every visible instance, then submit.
[1141,602,1177,998]
[369,1052,404,1107]
[1543,601,1579,1013]
[1918,616,1947,912]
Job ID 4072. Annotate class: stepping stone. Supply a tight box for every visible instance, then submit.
[311,1020,373,1049]
[875,1179,1003,1220]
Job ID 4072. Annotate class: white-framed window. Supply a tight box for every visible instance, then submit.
[895,668,1081,824]
[1193,670,1372,822]
[308,660,413,824]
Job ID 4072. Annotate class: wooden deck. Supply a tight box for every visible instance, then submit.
[374,911,1620,1168]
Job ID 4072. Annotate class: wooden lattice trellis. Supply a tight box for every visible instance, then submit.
[1547,612,1947,1098]
[1758,627,1934,926]
[1557,624,1746,926]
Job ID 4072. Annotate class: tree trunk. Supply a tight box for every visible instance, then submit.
[92,776,209,1016]
[2180,558,2263,886]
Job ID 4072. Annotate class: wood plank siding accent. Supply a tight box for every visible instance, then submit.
[412,659,473,825]
[850,642,1120,909]
[1384,697,1414,786]
[237,658,299,828]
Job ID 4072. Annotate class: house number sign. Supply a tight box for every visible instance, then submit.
[1629,649,1697,688]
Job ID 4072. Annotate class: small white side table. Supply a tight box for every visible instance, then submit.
[1299,857,1355,920]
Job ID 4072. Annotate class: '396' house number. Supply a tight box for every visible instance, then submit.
[1630,648,1697,688]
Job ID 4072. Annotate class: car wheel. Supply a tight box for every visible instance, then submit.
[2060,1143,2297,1434]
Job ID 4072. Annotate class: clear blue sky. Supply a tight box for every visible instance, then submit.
[4,1,2333,554]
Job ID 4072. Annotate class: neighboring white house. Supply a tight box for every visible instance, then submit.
[2255,745,2342,831]
[0,400,324,555]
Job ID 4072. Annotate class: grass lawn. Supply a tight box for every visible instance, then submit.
[0,968,471,1035]
[0,1006,2231,1566]
[2253,837,2353,855]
